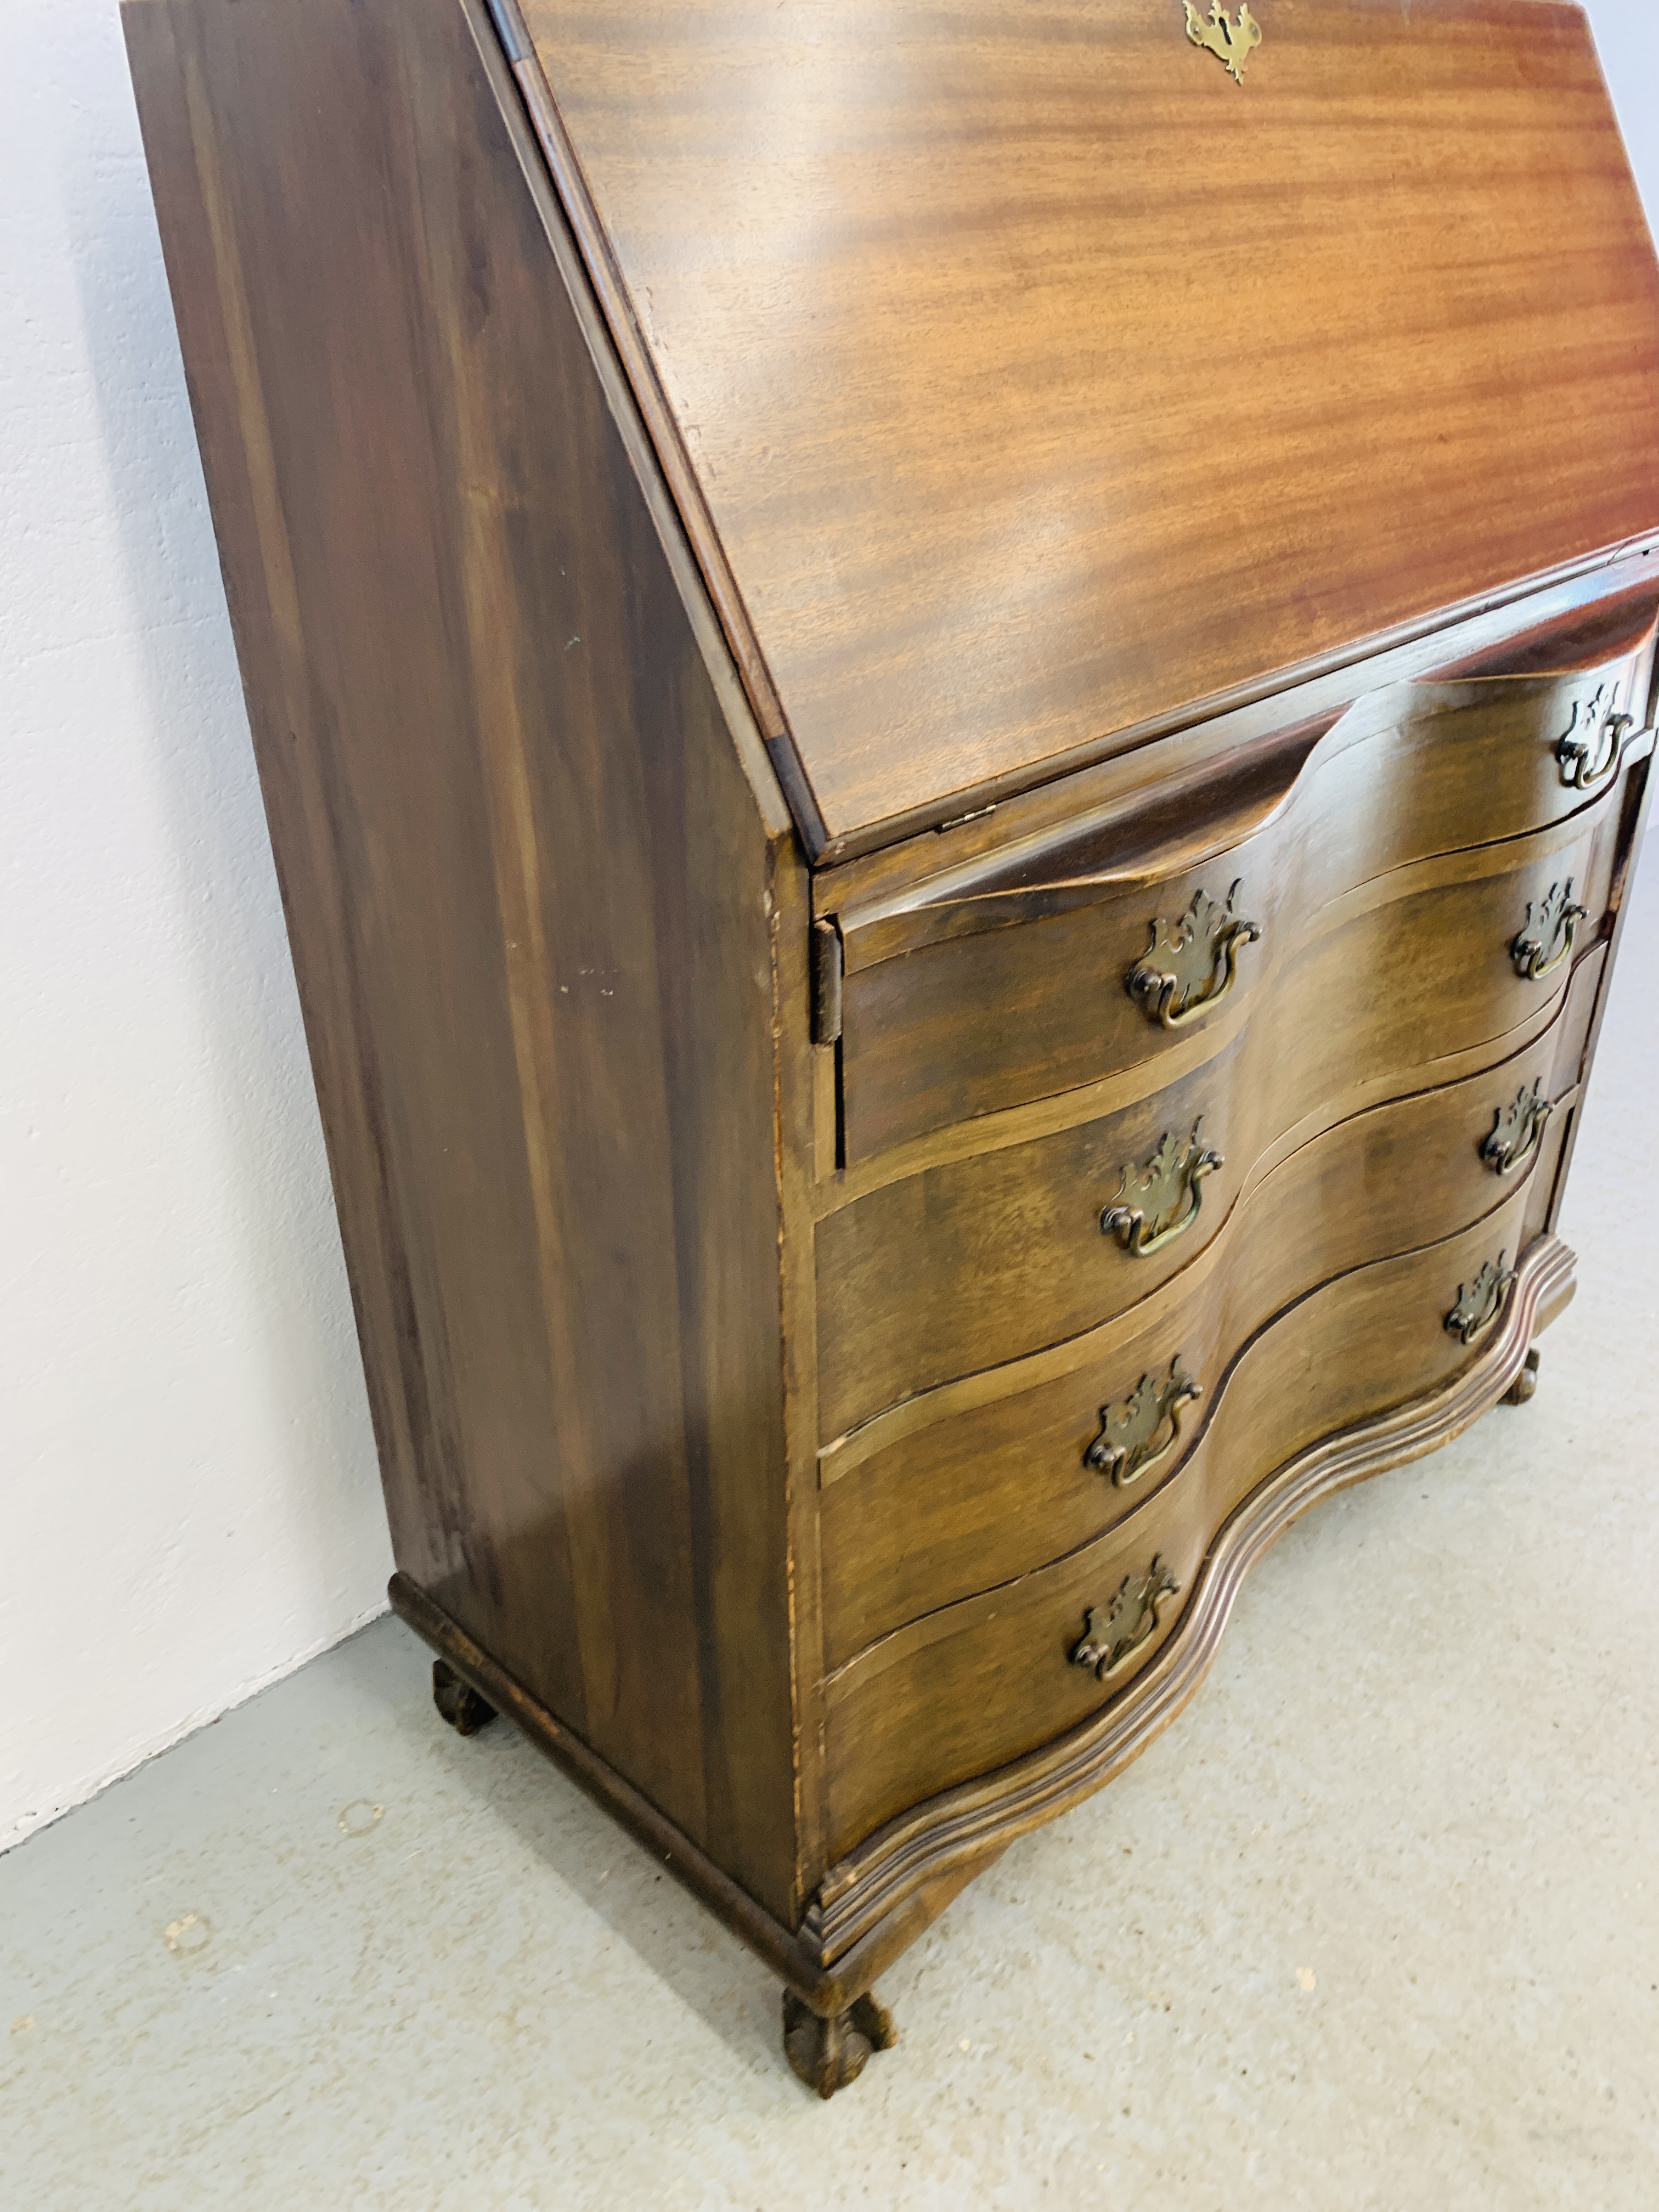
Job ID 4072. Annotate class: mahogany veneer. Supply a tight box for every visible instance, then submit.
[125,0,1659,2097]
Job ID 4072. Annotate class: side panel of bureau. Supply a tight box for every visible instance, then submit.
[124,0,805,1919]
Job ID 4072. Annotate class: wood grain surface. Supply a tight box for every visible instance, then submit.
[516,0,1659,854]
[817,969,1596,1667]
[121,0,1659,2043]
[822,1177,1562,1860]
[124,0,810,1922]
[817,930,1605,1443]
[808,1232,1576,1965]
[812,557,1659,921]
[834,602,1658,965]
[389,1567,997,2015]
[834,731,1641,1165]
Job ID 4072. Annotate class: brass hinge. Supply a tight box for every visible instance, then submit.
[811,918,844,1046]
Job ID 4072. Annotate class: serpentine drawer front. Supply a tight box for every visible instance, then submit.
[823,1178,1562,1859]
[129,0,1659,2096]
[816,783,1629,1440]
[833,677,1653,1164]
[817,981,1588,1667]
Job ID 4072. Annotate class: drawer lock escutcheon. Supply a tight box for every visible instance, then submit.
[1101,1121,1223,1255]
[1071,1556,1182,1680]
[1554,684,1632,793]
[1511,879,1585,983]
[1444,1252,1516,1347]
[1481,1079,1553,1177]
[1126,880,1261,1030]
[1085,1357,1202,1487]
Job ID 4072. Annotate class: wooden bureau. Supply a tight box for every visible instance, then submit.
[126,0,1659,2096]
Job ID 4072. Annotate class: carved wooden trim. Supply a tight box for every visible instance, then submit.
[394,1238,1572,2001]
[803,1233,1575,1967]
[782,1989,896,2099]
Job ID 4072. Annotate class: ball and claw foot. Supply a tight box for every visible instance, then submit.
[1503,1347,1541,1407]
[782,1988,898,2099]
[432,1657,497,1736]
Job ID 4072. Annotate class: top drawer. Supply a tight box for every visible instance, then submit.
[831,611,1656,1164]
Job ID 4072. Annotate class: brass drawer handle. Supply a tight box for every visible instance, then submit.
[1071,1555,1181,1680]
[1101,1121,1222,1255]
[1126,880,1261,1030]
[1444,1252,1516,1347]
[1511,878,1585,982]
[1554,684,1632,793]
[1481,1078,1553,1177]
[1085,1357,1201,1488]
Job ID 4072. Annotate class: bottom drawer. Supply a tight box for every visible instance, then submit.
[823,1165,1563,1863]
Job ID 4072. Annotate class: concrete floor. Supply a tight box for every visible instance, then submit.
[6,881,1658,2208]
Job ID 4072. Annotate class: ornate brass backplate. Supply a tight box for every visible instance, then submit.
[1101,1121,1223,1255]
[1085,1358,1202,1488]
[1444,1252,1516,1347]
[1511,879,1585,982]
[1481,1078,1553,1177]
[1071,1556,1182,1680]
[1182,0,1261,83]
[1554,683,1632,793]
[1126,880,1261,1030]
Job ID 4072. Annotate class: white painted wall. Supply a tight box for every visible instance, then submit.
[1588,0,1659,231]
[1,1,1655,1853]
[0,3,390,1851]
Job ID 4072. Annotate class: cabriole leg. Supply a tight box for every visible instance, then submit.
[782,1988,898,2099]
[432,1656,497,1735]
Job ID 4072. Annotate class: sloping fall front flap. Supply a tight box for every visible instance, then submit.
[512,0,1659,857]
